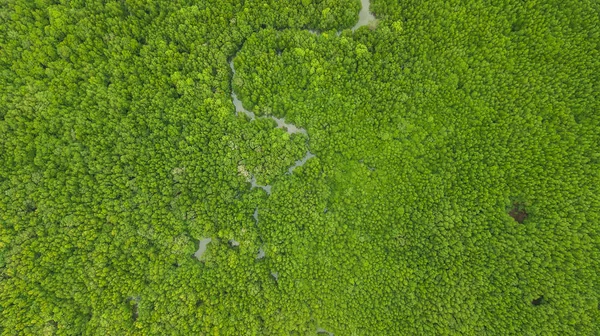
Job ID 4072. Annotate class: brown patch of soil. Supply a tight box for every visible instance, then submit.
[509,203,528,223]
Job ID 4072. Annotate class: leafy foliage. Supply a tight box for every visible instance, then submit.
[1,0,599,334]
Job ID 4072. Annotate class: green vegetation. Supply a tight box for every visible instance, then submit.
[1,0,599,334]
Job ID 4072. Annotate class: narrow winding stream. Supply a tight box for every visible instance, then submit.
[196,2,376,334]
[229,60,308,194]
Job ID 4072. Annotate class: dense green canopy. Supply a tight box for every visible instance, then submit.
[1,0,599,334]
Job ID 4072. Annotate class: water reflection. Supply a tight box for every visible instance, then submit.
[250,175,272,195]
[272,116,307,135]
[194,238,212,260]
[352,0,376,31]
[288,151,315,174]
